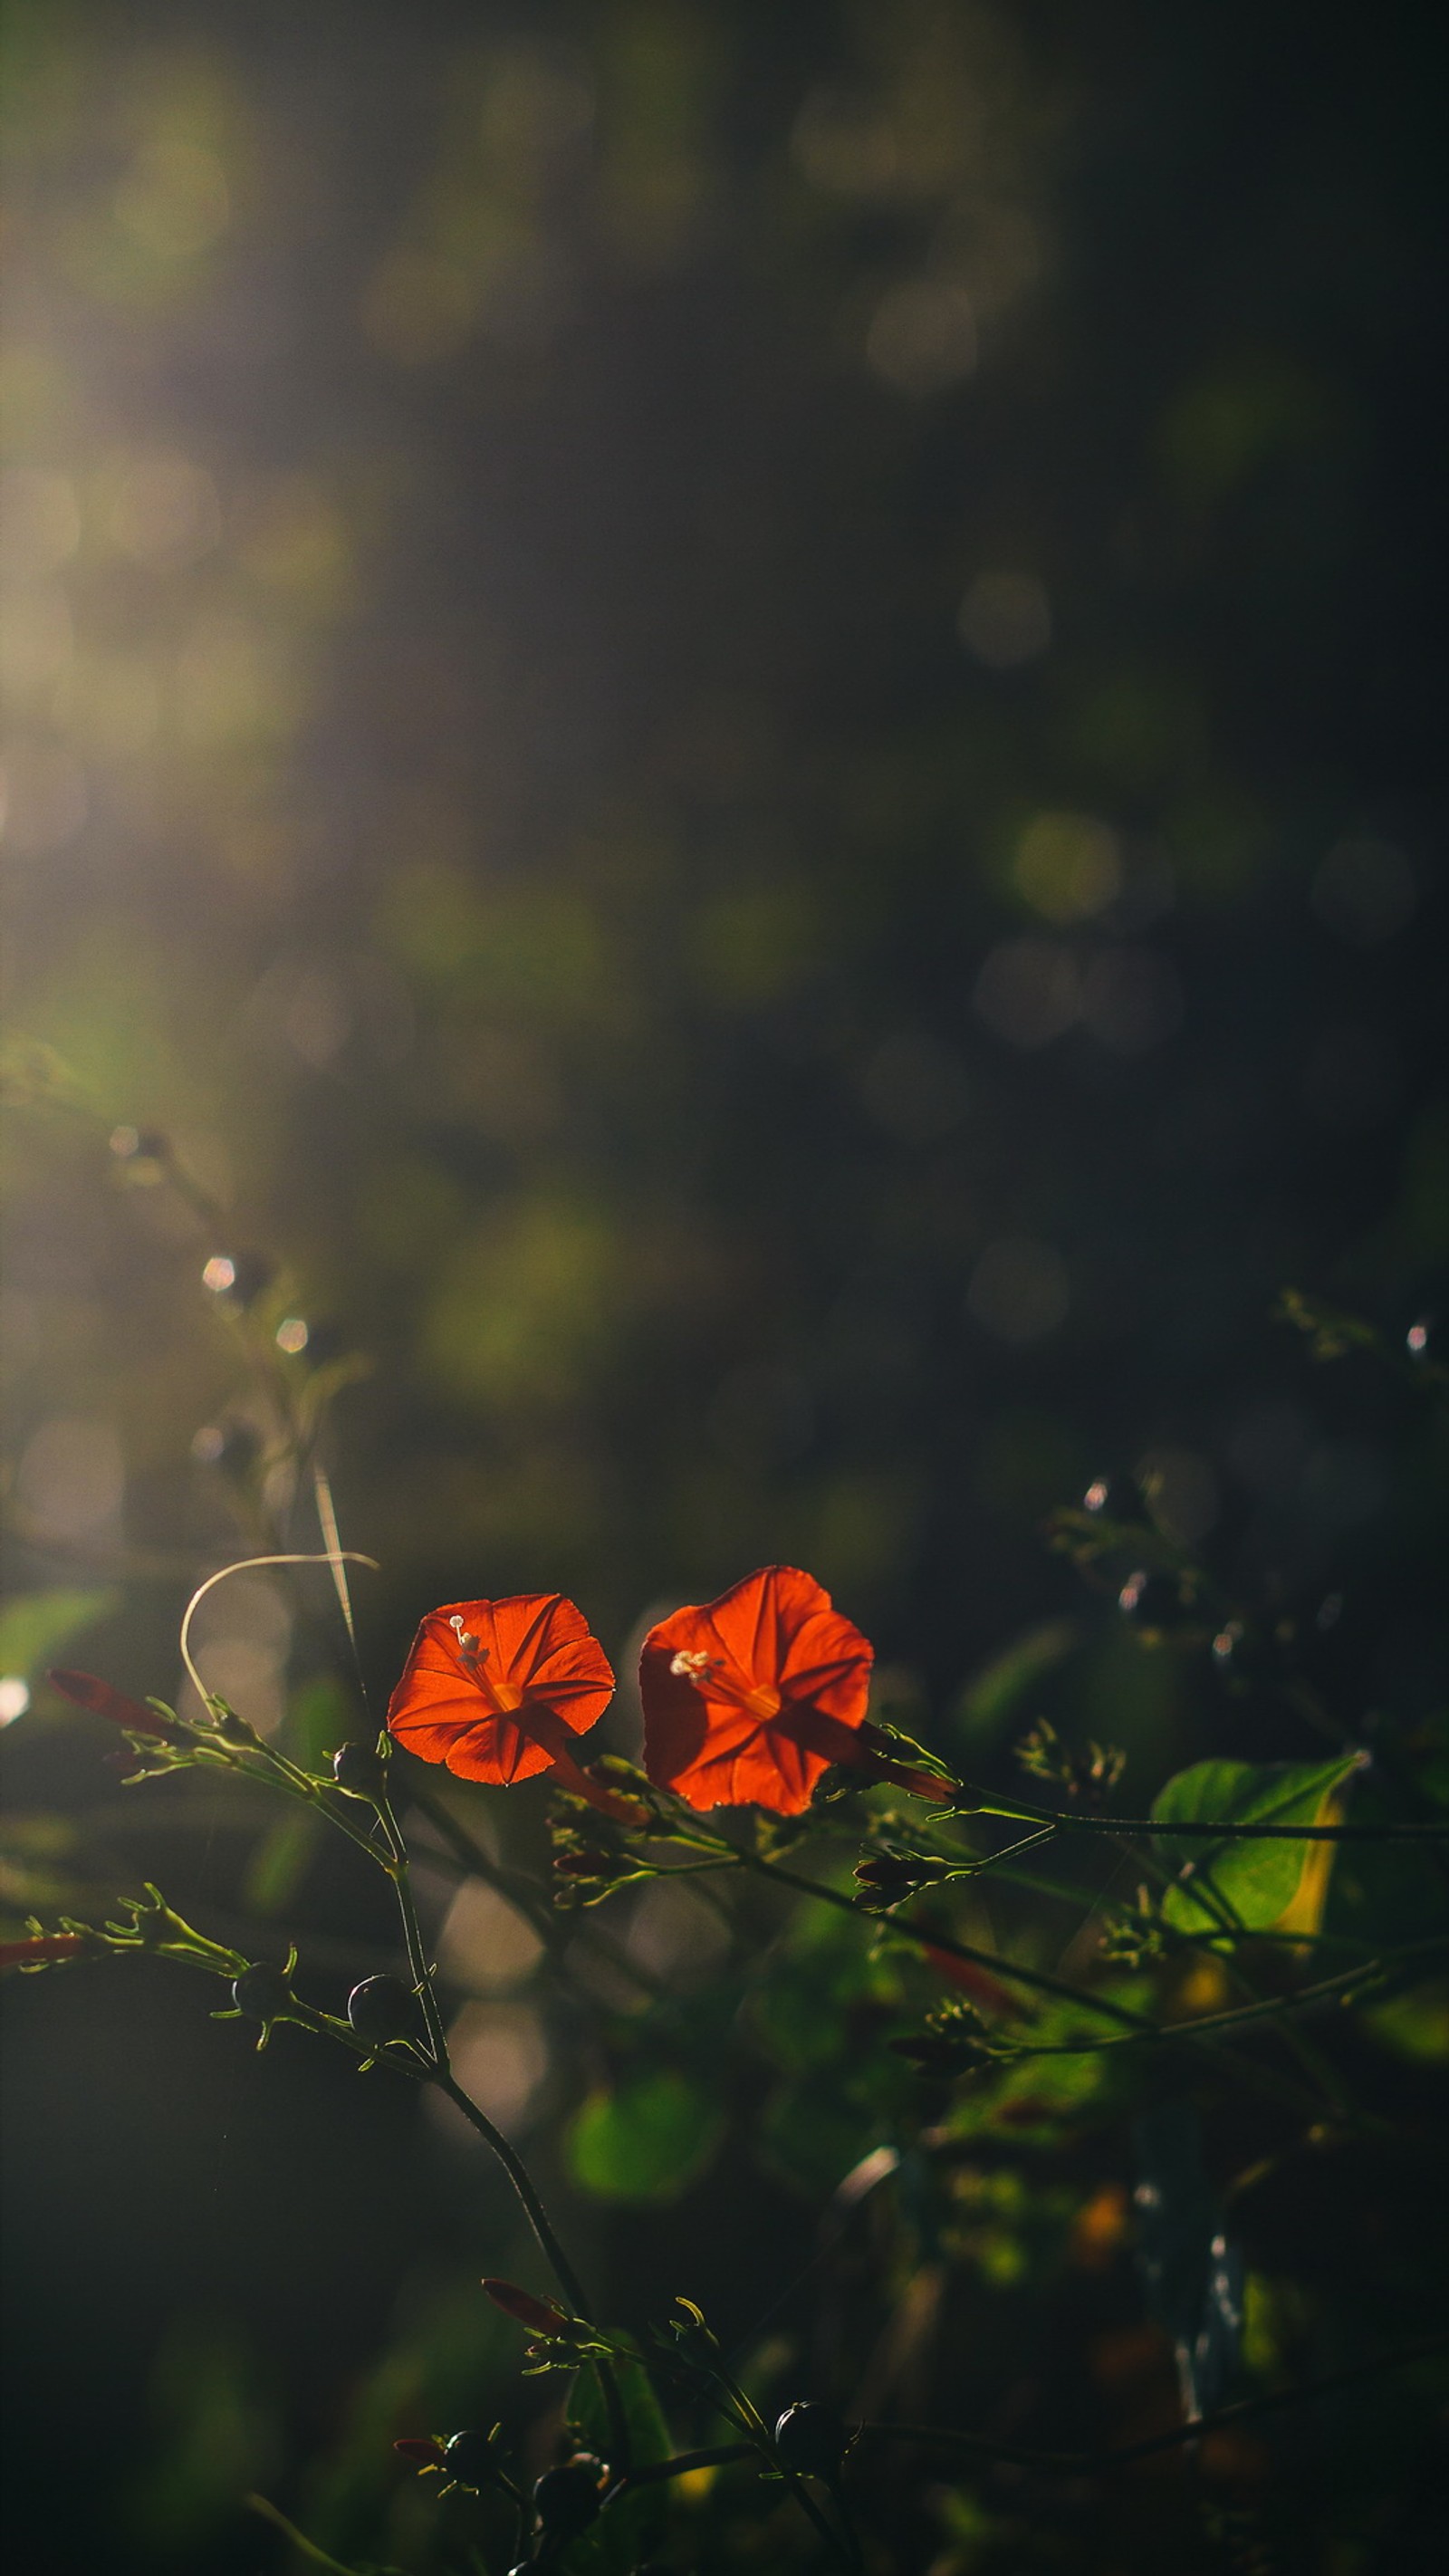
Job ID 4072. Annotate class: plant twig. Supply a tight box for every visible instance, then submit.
[245,2490,395,2573]
[969,1794,1449,1843]
[1003,1938,1447,2057]
[857,2330,1449,2475]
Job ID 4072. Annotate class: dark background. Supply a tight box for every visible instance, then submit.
[2,3,1444,2568]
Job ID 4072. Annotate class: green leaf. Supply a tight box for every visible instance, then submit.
[1152,1757,1357,1933]
[943,2035,1136,2144]
[567,2070,723,2205]
[562,2354,672,2571]
[566,2349,670,2466]
[0,1589,120,1682]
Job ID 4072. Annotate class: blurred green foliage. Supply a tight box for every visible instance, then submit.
[2,0,1446,2571]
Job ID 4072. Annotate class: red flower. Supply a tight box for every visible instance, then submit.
[387,1595,643,1826]
[640,1563,953,1815]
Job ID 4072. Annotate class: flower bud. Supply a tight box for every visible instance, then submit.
[232,1964,294,2022]
[347,1975,417,2044]
[852,1850,945,1902]
[48,1668,186,1743]
[853,1853,916,1896]
[212,1703,260,1746]
[774,2401,849,2478]
[1083,1473,1147,1522]
[533,2457,603,2539]
[0,1933,86,1969]
[393,2436,446,2469]
[332,1740,389,1797]
[482,2277,571,2334]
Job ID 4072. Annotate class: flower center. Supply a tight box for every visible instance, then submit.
[669,1648,781,1725]
[449,1616,523,1716]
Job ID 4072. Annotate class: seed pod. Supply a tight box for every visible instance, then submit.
[232,1964,294,2022]
[332,1740,389,1797]
[347,1975,417,2044]
[774,2401,849,2478]
[533,2457,603,2539]
[443,2428,504,2489]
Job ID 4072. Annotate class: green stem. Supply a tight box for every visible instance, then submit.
[1005,1938,1447,2056]
[245,2493,379,2575]
[404,1780,667,2002]
[736,1848,1362,2123]
[968,1795,1447,1843]
[376,1796,448,2063]
[405,1783,564,1938]
[781,2470,856,2571]
[243,1753,386,1866]
[735,1848,1151,2031]
[826,2467,865,2575]
[856,2329,1449,2475]
[432,2070,600,2320]
[612,2443,753,2487]
[691,2355,856,2572]
[1131,1834,1356,2123]
[429,2071,630,2474]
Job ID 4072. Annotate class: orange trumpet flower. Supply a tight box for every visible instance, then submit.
[639,1563,953,1814]
[386,1594,643,1826]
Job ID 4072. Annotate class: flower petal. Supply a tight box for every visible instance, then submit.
[443,1716,554,1786]
[387,1593,616,1780]
[639,1566,874,1812]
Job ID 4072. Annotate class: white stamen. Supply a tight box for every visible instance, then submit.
[670,1649,713,1679]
